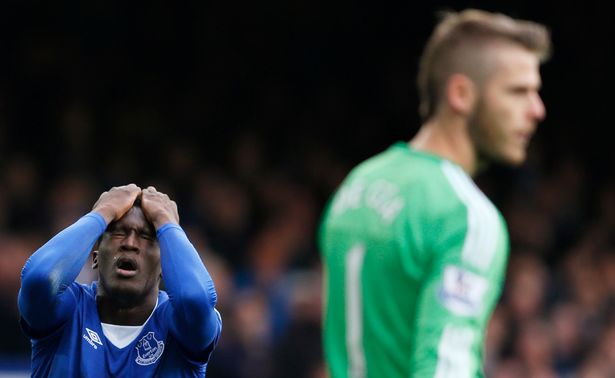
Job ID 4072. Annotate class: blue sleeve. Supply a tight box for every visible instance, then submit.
[18,212,107,335]
[157,223,222,359]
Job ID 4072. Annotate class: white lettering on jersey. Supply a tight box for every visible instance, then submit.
[364,179,404,224]
[83,328,103,350]
[332,181,365,215]
[135,332,165,366]
[345,244,367,378]
[438,265,488,316]
[332,179,404,224]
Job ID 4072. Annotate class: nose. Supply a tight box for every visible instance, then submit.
[120,231,140,251]
[530,91,546,121]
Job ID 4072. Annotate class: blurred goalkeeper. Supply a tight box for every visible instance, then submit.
[319,9,551,377]
[19,184,221,377]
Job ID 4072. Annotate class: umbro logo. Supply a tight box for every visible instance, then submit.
[83,328,103,350]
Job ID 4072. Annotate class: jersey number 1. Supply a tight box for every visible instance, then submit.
[346,243,366,378]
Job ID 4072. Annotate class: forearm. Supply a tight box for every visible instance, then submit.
[18,212,107,328]
[158,224,221,351]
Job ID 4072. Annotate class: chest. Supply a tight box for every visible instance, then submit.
[49,297,173,377]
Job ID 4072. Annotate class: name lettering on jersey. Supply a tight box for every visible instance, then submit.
[83,328,103,350]
[365,180,404,224]
[437,265,488,317]
[332,179,404,224]
[135,332,165,366]
[332,181,365,215]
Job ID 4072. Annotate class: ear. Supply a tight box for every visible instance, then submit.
[445,73,477,115]
[92,250,99,270]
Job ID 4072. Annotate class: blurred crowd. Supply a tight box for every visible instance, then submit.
[1,1,615,377]
[4,125,615,378]
[482,159,615,377]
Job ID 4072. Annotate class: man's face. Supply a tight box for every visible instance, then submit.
[468,44,545,166]
[94,206,161,303]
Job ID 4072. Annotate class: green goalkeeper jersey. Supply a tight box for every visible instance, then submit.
[319,142,509,378]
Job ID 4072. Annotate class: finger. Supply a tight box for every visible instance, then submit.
[125,183,141,192]
[126,188,141,200]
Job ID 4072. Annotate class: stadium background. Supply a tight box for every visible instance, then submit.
[0,1,613,377]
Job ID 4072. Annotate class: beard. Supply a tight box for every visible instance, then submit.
[466,97,525,168]
[467,97,495,171]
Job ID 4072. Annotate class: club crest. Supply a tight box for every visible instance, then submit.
[135,332,165,366]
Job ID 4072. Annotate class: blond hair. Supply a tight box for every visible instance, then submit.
[417,9,551,120]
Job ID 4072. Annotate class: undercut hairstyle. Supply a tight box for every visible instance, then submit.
[417,9,551,120]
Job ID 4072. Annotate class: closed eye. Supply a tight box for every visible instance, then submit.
[139,232,155,241]
[106,225,156,241]
[109,230,127,238]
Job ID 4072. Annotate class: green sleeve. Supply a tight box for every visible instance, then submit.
[408,186,508,377]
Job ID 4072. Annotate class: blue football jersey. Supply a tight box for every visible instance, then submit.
[21,282,215,377]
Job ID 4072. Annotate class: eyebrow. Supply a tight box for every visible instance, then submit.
[106,222,156,236]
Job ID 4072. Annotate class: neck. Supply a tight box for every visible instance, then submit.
[96,289,158,326]
[409,113,483,176]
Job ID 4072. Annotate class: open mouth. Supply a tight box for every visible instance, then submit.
[115,256,138,278]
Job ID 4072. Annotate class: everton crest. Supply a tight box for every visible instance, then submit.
[135,332,165,366]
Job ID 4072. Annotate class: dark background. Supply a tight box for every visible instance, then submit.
[1,1,611,177]
[0,1,613,377]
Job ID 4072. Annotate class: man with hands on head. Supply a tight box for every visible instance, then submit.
[19,184,221,377]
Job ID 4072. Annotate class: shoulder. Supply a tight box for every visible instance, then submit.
[350,145,464,206]
[322,145,455,228]
[21,282,93,340]
[157,290,170,306]
[403,159,500,224]
[61,281,95,303]
[151,290,171,317]
[423,162,508,271]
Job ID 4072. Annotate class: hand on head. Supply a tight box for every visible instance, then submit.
[92,184,179,229]
[92,184,142,225]
[140,186,180,229]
